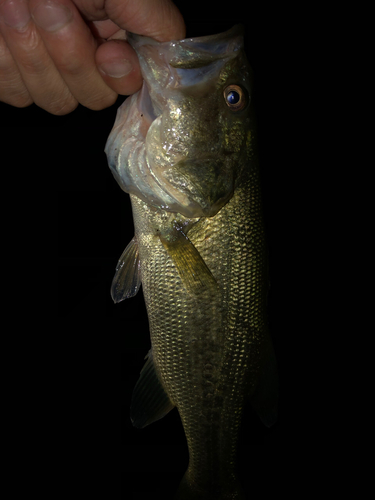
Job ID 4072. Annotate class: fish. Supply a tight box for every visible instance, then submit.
[105,25,278,500]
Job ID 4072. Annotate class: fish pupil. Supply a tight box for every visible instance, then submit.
[227,91,240,104]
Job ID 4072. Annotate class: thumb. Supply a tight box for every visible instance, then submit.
[75,0,186,41]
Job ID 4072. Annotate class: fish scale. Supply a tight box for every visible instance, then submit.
[129,167,268,496]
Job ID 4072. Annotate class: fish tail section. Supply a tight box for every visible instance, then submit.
[174,469,246,500]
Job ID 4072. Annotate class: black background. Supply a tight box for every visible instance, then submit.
[1,2,319,498]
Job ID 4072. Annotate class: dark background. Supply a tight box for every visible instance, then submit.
[1,2,318,498]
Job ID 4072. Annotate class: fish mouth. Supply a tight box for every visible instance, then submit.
[127,25,244,111]
[105,26,246,218]
[127,24,244,69]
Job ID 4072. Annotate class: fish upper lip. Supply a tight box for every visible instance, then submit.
[127,24,244,55]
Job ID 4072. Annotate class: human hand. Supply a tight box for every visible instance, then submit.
[0,0,185,114]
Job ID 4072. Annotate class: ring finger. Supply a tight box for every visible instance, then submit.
[0,0,77,114]
[0,28,32,107]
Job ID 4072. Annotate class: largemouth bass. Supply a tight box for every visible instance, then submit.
[105,25,278,500]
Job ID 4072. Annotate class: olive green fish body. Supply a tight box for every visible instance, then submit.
[131,171,270,496]
[105,26,278,499]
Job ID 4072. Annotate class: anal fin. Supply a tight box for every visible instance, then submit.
[130,350,175,428]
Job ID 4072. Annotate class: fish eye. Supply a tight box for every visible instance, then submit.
[224,85,248,112]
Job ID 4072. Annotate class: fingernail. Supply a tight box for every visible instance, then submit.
[0,0,31,30]
[31,0,72,32]
[99,59,133,78]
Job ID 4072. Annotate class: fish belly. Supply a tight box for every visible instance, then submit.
[130,169,270,496]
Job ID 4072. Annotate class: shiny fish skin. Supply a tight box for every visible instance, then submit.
[105,25,278,500]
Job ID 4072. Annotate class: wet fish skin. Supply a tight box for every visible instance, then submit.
[105,26,278,499]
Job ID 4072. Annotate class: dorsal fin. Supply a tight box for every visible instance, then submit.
[111,236,141,303]
[130,350,175,428]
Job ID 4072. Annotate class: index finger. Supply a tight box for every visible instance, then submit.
[87,0,185,97]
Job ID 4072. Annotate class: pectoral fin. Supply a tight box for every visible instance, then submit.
[130,350,175,428]
[111,236,141,303]
[158,223,218,296]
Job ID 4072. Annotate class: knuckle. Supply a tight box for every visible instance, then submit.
[57,54,82,77]
[13,96,34,108]
[0,39,10,60]
[16,31,48,75]
[57,39,98,77]
[0,90,33,108]
[0,72,33,107]
[84,90,118,111]
[32,87,78,115]
[47,96,79,115]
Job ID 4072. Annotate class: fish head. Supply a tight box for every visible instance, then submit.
[105,25,255,218]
